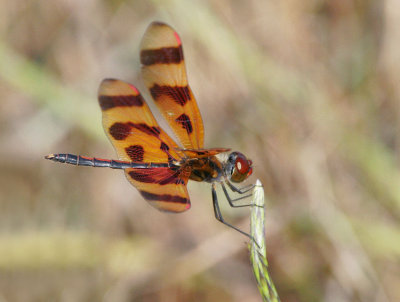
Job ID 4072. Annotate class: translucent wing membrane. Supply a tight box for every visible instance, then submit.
[98,79,184,163]
[140,21,204,150]
[98,78,191,212]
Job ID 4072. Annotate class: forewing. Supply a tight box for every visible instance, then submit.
[98,78,184,163]
[140,21,204,150]
[98,78,191,212]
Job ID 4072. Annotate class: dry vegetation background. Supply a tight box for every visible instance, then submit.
[0,0,399,301]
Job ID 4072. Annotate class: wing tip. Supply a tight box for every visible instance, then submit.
[146,21,181,45]
[150,21,168,27]
[100,78,118,85]
[98,78,119,93]
[98,78,140,96]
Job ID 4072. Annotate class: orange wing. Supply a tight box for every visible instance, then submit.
[181,148,231,159]
[98,78,191,213]
[140,21,204,150]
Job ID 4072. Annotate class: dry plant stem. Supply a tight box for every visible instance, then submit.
[250,180,280,302]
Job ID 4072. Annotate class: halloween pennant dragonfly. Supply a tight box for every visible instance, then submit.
[45,22,254,238]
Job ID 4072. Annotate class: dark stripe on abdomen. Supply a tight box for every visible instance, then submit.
[140,46,183,65]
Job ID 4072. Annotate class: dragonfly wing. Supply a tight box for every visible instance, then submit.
[140,22,204,150]
[98,78,191,212]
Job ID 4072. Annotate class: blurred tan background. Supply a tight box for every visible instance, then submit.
[1,0,399,301]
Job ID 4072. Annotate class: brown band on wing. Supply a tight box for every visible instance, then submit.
[125,145,144,162]
[140,46,183,65]
[109,122,131,140]
[140,190,189,204]
[160,142,175,162]
[130,123,161,137]
[149,84,191,106]
[109,122,161,141]
[128,169,185,185]
[99,95,144,111]
[128,170,158,184]
[175,114,193,135]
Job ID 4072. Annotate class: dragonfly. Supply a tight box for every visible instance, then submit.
[45,22,254,238]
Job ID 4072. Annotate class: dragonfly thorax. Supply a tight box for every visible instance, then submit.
[188,156,224,183]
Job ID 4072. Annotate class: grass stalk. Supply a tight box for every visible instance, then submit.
[249,180,280,302]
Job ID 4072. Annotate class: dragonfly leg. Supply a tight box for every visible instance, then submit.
[212,183,253,241]
[221,182,253,207]
[226,181,255,194]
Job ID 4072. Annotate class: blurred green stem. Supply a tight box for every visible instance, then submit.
[250,180,280,302]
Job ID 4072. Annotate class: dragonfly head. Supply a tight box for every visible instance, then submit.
[225,152,253,183]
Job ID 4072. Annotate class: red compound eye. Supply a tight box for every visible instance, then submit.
[236,157,249,174]
[229,152,253,183]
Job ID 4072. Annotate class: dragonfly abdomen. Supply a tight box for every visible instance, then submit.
[45,154,172,169]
